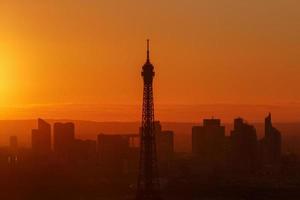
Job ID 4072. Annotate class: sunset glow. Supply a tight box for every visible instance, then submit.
[0,0,299,121]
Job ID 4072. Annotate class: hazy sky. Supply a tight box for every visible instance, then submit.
[0,0,299,121]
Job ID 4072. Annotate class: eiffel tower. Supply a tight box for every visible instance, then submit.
[136,40,161,200]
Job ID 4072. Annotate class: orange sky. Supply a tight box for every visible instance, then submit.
[0,0,299,122]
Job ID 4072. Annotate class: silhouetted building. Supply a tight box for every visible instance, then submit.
[97,134,139,175]
[192,119,225,168]
[261,113,282,166]
[230,118,258,173]
[53,122,75,158]
[154,121,174,172]
[32,119,51,154]
[9,136,18,150]
[8,136,19,165]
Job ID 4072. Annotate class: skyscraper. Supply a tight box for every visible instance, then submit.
[230,118,258,172]
[32,118,51,154]
[261,113,281,165]
[8,135,18,164]
[53,122,75,158]
[192,119,225,166]
[154,121,174,171]
[136,40,161,200]
[9,136,18,150]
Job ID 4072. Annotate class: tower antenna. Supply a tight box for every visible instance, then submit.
[147,39,150,61]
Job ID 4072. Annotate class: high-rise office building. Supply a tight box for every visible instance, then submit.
[261,113,281,165]
[8,135,19,164]
[230,118,258,172]
[53,122,75,157]
[9,136,18,150]
[32,118,51,154]
[154,121,174,168]
[192,119,225,166]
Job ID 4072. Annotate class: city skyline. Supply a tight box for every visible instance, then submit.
[0,114,287,199]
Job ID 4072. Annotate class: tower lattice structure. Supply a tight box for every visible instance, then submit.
[136,40,161,200]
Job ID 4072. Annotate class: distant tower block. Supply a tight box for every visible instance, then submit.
[136,40,161,200]
[53,122,75,158]
[32,119,51,154]
[9,136,18,150]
